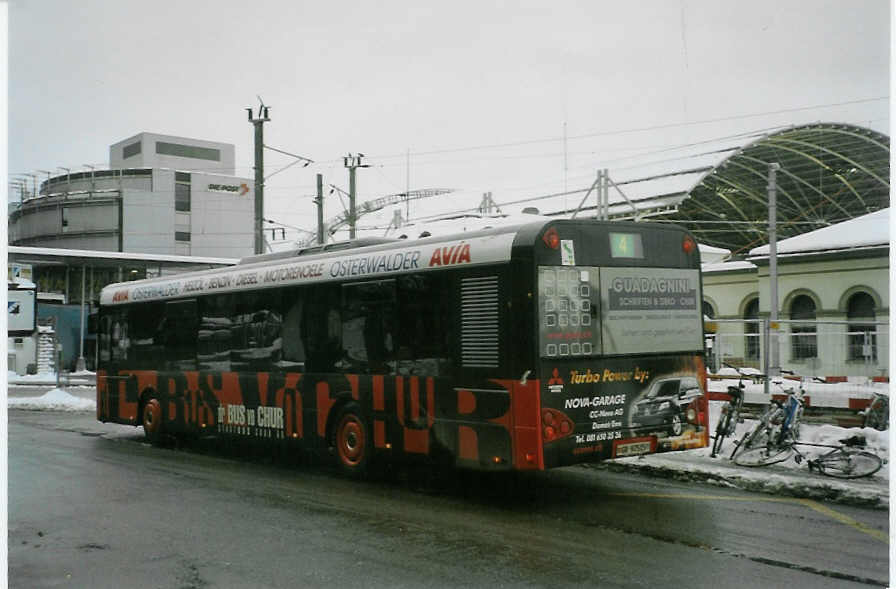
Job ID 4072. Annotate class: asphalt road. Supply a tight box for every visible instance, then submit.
[8,408,890,588]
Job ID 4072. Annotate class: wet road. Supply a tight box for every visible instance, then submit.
[9,409,890,588]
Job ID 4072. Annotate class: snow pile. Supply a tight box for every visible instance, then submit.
[8,388,96,412]
[707,374,887,404]
[604,401,890,508]
[7,370,59,384]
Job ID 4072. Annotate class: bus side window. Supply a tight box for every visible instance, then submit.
[98,314,113,364]
[341,280,396,374]
[228,292,283,372]
[301,285,341,373]
[198,295,234,372]
[396,274,454,376]
[281,288,306,370]
[163,300,198,371]
[110,310,129,363]
[130,302,162,369]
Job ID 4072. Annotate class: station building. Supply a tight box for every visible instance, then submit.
[8,133,250,372]
[9,132,253,258]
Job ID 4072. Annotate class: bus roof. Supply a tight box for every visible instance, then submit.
[98,219,696,306]
[99,220,541,306]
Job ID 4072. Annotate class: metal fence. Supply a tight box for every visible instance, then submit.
[705,319,889,380]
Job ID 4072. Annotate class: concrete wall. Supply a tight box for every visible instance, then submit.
[122,187,174,254]
[111,132,235,175]
[190,172,254,257]
[7,334,36,375]
[703,251,889,377]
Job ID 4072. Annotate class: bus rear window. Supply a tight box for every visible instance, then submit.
[538,267,601,358]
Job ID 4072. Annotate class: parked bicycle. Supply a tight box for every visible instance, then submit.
[861,391,889,431]
[729,374,806,460]
[733,434,883,478]
[710,363,752,457]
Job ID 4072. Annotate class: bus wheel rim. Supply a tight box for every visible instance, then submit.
[143,399,161,434]
[337,416,365,466]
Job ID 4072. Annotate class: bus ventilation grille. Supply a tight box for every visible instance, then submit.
[460,276,499,368]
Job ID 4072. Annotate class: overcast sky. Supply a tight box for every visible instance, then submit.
[8,0,890,241]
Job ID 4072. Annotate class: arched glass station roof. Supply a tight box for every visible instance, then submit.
[653,123,890,254]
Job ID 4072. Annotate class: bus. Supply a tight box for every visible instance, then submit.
[96,219,708,474]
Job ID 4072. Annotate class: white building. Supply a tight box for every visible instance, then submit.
[702,209,889,379]
[9,133,254,259]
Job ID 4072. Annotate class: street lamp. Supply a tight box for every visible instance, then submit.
[19,173,37,200]
[37,170,53,196]
[82,164,96,194]
[8,180,26,202]
[56,167,71,197]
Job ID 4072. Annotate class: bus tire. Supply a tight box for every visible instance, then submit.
[331,405,371,477]
[141,395,164,445]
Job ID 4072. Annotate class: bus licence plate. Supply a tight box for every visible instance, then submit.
[615,441,651,457]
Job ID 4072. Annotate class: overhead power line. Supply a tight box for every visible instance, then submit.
[363,97,889,161]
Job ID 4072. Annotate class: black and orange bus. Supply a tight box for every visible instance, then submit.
[97,219,708,474]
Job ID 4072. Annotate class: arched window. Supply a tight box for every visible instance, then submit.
[789,295,817,359]
[847,292,876,361]
[702,300,715,319]
[744,298,759,360]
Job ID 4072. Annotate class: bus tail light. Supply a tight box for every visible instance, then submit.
[682,235,696,254]
[542,227,560,250]
[542,408,574,442]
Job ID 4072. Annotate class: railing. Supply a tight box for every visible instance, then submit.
[705,319,889,380]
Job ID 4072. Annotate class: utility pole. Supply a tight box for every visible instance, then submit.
[766,162,781,384]
[247,100,271,254]
[343,153,369,239]
[315,173,325,244]
[405,148,410,222]
[594,169,609,220]
[22,173,37,199]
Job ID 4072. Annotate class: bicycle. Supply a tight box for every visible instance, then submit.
[710,363,751,457]
[733,435,883,479]
[861,391,889,431]
[729,375,805,460]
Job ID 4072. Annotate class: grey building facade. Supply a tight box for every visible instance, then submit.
[9,133,254,259]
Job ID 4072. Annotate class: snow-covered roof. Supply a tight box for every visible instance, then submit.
[749,208,890,257]
[697,243,730,265]
[8,278,37,288]
[701,260,756,273]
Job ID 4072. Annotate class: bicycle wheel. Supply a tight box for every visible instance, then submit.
[863,400,889,431]
[814,448,882,479]
[733,445,794,467]
[712,411,732,455]
[729,425,765,459]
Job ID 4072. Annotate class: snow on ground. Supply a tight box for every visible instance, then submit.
[7,370,61,384]
[7,387,96,412]
[606,400,889,508]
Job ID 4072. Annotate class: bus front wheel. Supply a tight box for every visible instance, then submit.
[332,406,371,477]
[142,396,164,445]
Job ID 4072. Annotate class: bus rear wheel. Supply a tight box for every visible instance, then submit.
[142,396,164,445]
[332,406,371,477]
